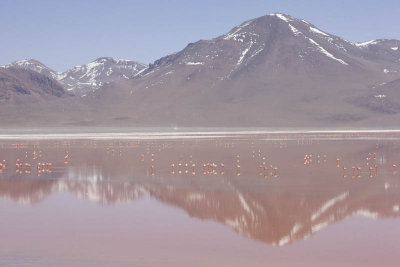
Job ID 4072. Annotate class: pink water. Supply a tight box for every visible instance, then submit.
[0,136,399,266]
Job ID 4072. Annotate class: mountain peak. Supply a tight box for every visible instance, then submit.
[12,58,42,64]
[6,58,50,69]
[265,13,314,26]
[268,13,293,22]
[94,57,114,62]
[3,58,59,80]
[60,57,148,94]
[92,57,146,66]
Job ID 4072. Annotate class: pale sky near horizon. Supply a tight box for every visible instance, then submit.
[1,0,399,71]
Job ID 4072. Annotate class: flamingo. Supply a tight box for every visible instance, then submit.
[368,167,375,177]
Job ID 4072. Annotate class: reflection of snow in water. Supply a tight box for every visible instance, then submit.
[1,136,400,252]
[385,183,390,190]
[354,209,378,219]
[50,166,150,204]
[275,222,304,247]
[378,155,386,165]
[311,221,330,234]
[66,165,103,182]
[311,191,349,222]
[185,193,205,202]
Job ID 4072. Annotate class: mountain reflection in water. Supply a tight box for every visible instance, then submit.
[1,135,400,266]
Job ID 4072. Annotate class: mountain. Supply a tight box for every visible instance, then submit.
[3,59,60,80]
[4,57,148,95]
[83,13,400,127]
[1,13,400,127]
[0,66,68,104]
[58,57,148,95]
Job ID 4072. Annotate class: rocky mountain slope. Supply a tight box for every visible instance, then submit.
[0,66,68,104]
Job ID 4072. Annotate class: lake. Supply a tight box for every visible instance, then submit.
[0,132,399,266]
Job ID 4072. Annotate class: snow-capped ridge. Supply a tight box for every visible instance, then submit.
[354,40,379,47]
[269,13,292,22]
[223,20,254,41]
[309,26,329,37]
[288,24,301,36]
[3,59,59,80]
[306,37,349,65]
[3,57,148,95]
[283,22,349,65]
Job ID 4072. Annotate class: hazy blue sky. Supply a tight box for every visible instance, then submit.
[1,0,399,71]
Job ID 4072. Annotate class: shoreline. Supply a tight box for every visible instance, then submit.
[1,129,400,140]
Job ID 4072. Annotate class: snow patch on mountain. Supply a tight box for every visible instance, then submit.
[237,42,253,66]
[185,62,204,65]
[224,20,252,41]
[272,13,292,22]
[309,26,329,37]
[301,19,310,25]
[284,22,348,65]
[288,24,301,36]
[354,40,379,47]
[306,37,349,65]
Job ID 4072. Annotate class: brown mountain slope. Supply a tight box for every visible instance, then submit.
[0,66,68,104]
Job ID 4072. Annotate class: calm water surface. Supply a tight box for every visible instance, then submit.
[0,134,399,266]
